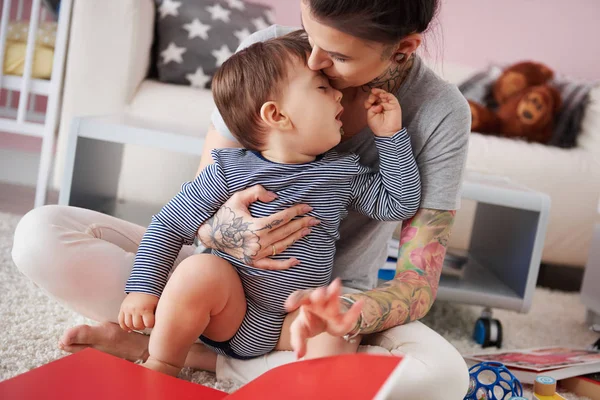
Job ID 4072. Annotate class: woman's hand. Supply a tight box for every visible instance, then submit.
[197,184,320,270]
[365,88,403,137]
[118,292,159,332]
[284,279,364,358]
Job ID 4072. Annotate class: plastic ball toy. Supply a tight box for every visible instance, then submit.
[464,361,523,400]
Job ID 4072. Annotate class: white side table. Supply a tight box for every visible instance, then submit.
[59,115,205,226]
[435,172,551,315]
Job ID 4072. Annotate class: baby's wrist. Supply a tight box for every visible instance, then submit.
[373,126,404,138]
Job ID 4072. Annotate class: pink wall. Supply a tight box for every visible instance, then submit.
[435,0,600,81]
[258,0,600,81]
[250,0,300,26]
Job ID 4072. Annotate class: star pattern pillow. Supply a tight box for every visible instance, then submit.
[154,0,275,89]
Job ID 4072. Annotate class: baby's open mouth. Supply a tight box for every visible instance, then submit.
[335,108,344,121]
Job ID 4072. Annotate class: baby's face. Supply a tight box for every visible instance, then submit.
[278,59,344,155]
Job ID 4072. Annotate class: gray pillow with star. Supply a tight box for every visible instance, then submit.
[155,0,275,89]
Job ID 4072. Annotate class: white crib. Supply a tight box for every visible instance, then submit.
[0,0,72,207]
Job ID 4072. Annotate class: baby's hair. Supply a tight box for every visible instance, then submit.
[212,31,312,150]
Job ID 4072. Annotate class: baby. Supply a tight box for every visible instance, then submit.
[119,32,421,377]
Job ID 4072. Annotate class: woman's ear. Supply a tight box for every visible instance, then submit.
[260,101,293,130]
[394,33,422,61]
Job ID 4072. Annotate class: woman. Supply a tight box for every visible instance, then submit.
[12,0,471,398]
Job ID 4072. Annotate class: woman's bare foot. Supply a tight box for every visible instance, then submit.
[59,322,219,372]
[142,356,182,377]
[58,322,149,362]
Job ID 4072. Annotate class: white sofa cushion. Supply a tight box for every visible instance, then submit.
[118,80,216,204]
[126,79,215,131]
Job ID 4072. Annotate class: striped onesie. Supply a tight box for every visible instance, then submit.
[125,128,420,359]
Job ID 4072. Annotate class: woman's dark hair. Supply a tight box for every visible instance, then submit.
[305,0,440,44]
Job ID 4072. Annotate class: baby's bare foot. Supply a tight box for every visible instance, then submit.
[142,356,182,377]
[58,322,149,362]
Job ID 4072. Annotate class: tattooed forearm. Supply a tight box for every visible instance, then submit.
[343,208,456,335]
[198,206,281,265]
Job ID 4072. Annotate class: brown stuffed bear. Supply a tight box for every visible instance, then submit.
[468,61,561,144]
[497,84,562,144]
[493,61,554,105]
[469,100,502,133]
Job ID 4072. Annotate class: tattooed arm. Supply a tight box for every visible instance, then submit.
[340,208,455,334]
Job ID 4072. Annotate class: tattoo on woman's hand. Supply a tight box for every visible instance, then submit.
[255,218,284,231]
[201,207,261,264]
[200,208,285,265]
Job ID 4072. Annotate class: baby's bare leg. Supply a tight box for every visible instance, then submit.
[303,332,361,360]
[143,254,246,376]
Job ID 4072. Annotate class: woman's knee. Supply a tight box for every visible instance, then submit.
[373,322,469,399]
[12,205,64,280]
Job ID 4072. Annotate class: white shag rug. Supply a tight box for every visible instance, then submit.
[0,212,597,398]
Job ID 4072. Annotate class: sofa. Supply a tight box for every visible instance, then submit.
[53,0,600,268]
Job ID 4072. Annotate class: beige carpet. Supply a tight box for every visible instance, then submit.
[0,211,597,398]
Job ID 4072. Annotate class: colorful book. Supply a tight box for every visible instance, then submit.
[0,348,406,400]
[464,347,600,384]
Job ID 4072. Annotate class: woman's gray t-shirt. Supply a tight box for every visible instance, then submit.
[211,25,471,291]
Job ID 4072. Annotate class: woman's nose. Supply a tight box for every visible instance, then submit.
[308,47,332,70]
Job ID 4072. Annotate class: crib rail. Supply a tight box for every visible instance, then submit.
[0,0,73,207]
[16,0,41,123]
[0,0,57,121]
[0,0,12,92]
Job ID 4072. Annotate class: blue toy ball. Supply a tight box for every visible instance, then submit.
[464,362,523,400]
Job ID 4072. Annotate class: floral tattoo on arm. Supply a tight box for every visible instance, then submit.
[199,206,283,265]
[342,208,456,335]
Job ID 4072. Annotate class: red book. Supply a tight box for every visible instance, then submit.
[0,348,227,400]
[229,353,405,400]
[0,348,405,400]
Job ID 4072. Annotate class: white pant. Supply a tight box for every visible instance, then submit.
[12,205,469,399]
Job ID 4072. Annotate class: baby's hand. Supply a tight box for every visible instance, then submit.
[364,88,403,137]
[118,292,159,332]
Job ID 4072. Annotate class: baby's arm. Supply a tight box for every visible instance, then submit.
[119,155,230,331]
[350,90,421,220]
[126,158,230,296]
[303,332,360,360]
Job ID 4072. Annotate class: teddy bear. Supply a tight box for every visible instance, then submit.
[468,61,562,145]
[492,61,555,105]
[468,100,502,134]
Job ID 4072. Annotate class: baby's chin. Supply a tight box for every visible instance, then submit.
[331,127,344,145]
[319,130,342,152]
